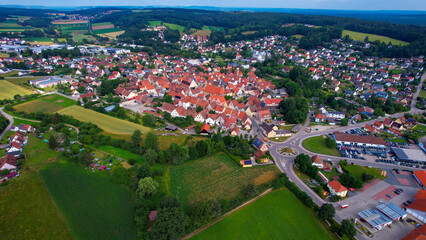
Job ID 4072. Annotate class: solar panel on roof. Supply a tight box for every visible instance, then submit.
[376,204,399,219]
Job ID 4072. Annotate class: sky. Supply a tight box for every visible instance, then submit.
[2,0,426,11]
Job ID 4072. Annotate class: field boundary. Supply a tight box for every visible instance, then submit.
[181,188,273,239]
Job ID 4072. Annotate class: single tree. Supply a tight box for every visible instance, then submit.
[131,130,142,147]
[318,203,336,221]
[145,132,159,151]
[143,148,158,165]
[137,177,159,198]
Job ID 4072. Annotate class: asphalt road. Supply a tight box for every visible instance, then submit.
[263,72,426,239]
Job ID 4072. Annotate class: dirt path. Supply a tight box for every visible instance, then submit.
[181,188,273,240]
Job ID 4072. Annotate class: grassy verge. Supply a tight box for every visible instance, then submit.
[192,189,336,240]
[302,136,340,157]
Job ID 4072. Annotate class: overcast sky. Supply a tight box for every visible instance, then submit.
[2,0,426,11]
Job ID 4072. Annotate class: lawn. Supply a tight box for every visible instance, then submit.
[419,90,426,98]
[14,100,64,113]
[192,29,211,36]
[170,153,281,207]
[302,135,341,157]
[342,30,409,46]
[24,37,53,42]
[40,161,137,240]
[57,105,151,135]
[192,189,336,240]
[0,52,9,57]
[41,94,76,108]
[343,165,386,180]
[97,145,145,163]
[0,135,72,240]
[0,80,33,99]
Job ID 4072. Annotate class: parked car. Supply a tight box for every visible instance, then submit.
[386,194,392,199]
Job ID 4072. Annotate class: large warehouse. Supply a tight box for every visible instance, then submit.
[334,132,387,148]
[392,147,426,163]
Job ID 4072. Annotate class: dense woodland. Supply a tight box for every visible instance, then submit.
[94,8,426,57]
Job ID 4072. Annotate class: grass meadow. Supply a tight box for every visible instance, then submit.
[169,153,280,207]
[41,94,76,107]
[14,100,64,113]
[0,135,72,240]
[302,135,341,157]
[40,161,137,240]
[342,30,409,46]
[0,80,33,99]
[97,145,145,163]
[57,105,151,135]
[192,189,336,240]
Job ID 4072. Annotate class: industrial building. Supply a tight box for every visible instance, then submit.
[29,77,73,88]
[333,132,387,148]
[357,203,407,230]
[392,147,426,164]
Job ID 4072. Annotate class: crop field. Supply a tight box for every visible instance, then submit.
[41,94,76,108]
[242,31,258,35]
[57,105,151,135]
[302,135,341,157]
[52,20,88,25]
[92,24,114,31]
[24,37,53,42]
[93,28,123,34]
[0,20,32,30]
[6,76,43,85]
[0,135,72,240]
[192,29,211,36]
[60,25,88,34]
[0,80,32,99]
[342,30,409,46]
[192,189,336,240]
[203,26,224,32]
[40,161,137,240]
[14,100,64,113]
[92,22,114,27]
[170,153,280,206]
[99,31,125,39]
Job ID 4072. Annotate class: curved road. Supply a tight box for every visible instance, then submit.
[266,72,425,239]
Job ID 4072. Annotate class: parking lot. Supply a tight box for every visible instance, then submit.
[334,170,421,240]
[120,100,154,114]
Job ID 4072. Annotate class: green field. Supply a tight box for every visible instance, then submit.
[40,161,137,240]
[164,23,185,32]
[344,165,386,180]
[202,26,224,32]
[0,21,32,30]
[93,28,122,34]
[342,30,409,46]
[24,37,53,42]
[97,145,145,163]
[148,20,162,26]
[13,118,40,127]
[0,80,33,99]
[302,136,341,157]
[14,100,64,113]
[170,153,280,206]
[92,22,114,27]
[41,94,76,107]
[192,189,336,240]
[60,25,88,33]
[57,105,151,135]
[419,90,426,98]
[0,135,72,240]
[6,76,42,85]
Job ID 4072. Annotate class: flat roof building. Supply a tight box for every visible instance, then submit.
[357,209,392,230]
[392,147,426,163]
[334,132,387,148]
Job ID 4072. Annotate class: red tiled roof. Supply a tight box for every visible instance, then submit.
[415,171,426,187]
[328,180,347,193]
[414,189,426,201]
[401,224,426,240]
